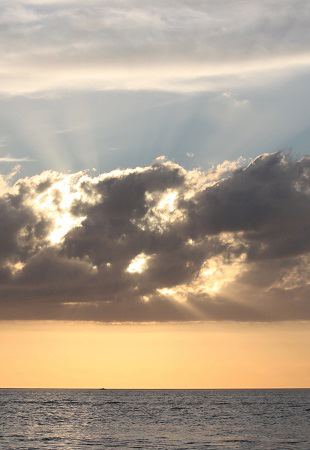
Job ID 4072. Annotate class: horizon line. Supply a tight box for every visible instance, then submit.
[1,387,309,390]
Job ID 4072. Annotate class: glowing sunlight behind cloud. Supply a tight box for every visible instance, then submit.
[0,152,309,323]
[127,253,150,274]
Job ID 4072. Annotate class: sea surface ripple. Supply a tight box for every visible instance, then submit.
[0,389,309,449]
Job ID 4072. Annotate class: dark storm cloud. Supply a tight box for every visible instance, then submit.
[0,152,309,322]
[188,152,310,259]
[0,189,49,266]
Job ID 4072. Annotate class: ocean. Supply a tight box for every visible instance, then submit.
[0,389,309,449]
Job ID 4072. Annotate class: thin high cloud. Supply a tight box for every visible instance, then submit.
[1,0,310,93]
[0,152,309,322]
[0,155,33,163]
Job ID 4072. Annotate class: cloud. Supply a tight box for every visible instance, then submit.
[0,152,309,322]
[1,1,310,93]
[187,153,310,259]
[0,155,33,163]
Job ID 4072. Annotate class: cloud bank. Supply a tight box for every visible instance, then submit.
[0,152,309,322]
[1,0,310,93]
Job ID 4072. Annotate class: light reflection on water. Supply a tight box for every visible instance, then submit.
[0,389,309,449]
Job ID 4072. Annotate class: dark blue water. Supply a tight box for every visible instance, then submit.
[0,389,309,449]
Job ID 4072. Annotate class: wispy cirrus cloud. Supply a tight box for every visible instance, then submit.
[0,155,33,163]
[1,0,310,94]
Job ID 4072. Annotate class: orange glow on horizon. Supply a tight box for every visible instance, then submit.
[0,321,309,389]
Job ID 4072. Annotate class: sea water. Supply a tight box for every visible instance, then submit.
[0,389,309,449]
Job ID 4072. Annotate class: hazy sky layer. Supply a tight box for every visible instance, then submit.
[1,0,310,94]
[1,71,310,176]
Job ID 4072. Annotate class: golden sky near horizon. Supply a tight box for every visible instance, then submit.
[1,321,309,389]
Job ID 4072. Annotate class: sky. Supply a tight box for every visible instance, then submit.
[0,0,310,388]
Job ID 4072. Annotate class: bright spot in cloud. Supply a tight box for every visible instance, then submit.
[7,261,25,274]
[32,175,86,245]
[199,255,246,295]
[157,287,176,297]
[48,212,81,245]
[142,189,185,233]
[126,253,150,274]
[157,189,178,212]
